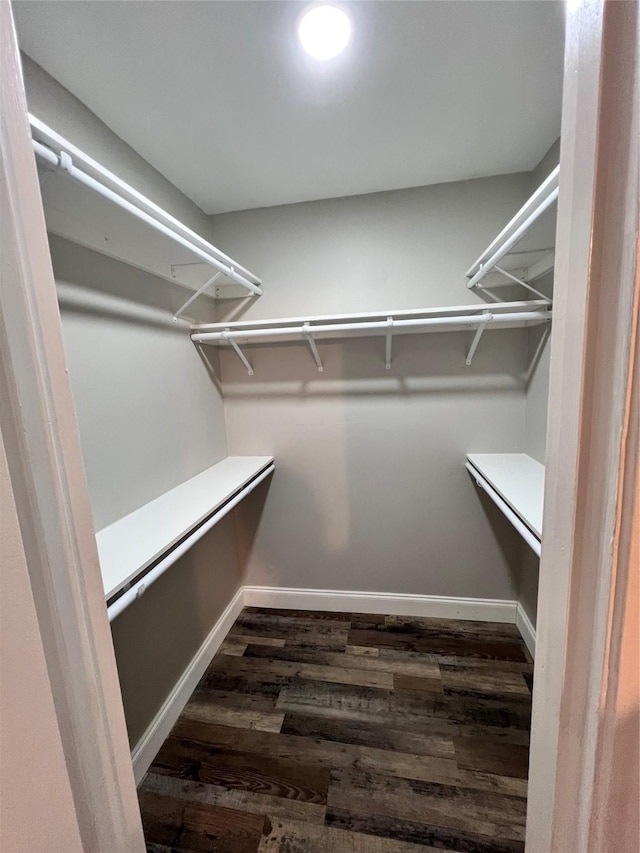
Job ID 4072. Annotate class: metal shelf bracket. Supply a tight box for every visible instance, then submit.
[491,265,552,304]
[303,323,324,372]
[466,312,493,366]
[385,317,393,370]
[224,330,253,375]
[173,272,222,322]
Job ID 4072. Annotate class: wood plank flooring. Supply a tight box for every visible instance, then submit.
[139,607,534,852]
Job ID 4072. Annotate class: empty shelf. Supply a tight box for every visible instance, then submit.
[466,453,544,549]
[97,456,273,600]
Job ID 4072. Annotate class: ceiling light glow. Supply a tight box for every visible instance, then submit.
[298,5,352,61]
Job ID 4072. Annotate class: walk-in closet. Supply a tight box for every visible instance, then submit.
[3,1,638,852]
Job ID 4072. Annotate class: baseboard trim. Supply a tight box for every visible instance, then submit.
[130,585,525,782]
[130,586,245,784]
[242,585,517,624]
[516,602,537,658]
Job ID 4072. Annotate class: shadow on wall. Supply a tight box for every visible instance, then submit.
[222,328,531,600]
[233,469,298,588]
[213,294,256,325]
[49,234,218,323]
[472,480,530,596]
[218,327,533,397]
[109,512,242,748]
[233,465,332,590]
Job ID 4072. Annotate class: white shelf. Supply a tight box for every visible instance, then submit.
[30,115,261,302]
[97,456,273,600]
[467,453,545,540]
[191,300,551,345]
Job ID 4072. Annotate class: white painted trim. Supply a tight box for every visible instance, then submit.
[1,7,145,848]
[131,587,245,784]
[527,3,639,850]
[242,586,517,624]
[516,603,536,658]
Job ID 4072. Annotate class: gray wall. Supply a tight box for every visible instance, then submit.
[50,237,242,747]
[212,176,536,601]
[25,51,558,747]
[21,60,244,747]
[212,174,531,322]
[531,138,561,190]
[21,54,211,236]
[51,237,228,529]
[110,516,240,746]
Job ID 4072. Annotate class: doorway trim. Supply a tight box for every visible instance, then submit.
[2,0,638,849]
[0,4,145,849]
[527,1,639,850]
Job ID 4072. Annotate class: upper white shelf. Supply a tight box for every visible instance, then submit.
[190,300,552,373]
[466,166,559,293]
[30,115,262,306]
[97,456,273,600]
[467,452,545,539]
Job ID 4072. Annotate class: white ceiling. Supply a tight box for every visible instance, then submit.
[14,1,565,215]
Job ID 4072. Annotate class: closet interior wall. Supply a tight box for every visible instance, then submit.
[516,138,560,630]
[21,56,243,747]
[211,170,552,605]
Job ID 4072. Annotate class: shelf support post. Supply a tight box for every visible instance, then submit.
[466,312,493,366]
[224,330,253,375]
[303,323,323,372]
[173,271,223,322]
[385,316,393,370]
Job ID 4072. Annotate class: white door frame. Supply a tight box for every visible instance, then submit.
[527,1,639,850]
[1,0,637,849]
[0,4,144,849]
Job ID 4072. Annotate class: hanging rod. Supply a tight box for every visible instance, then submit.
[466,165,559,290]
[107,463,274,621]
[30,116,263,298]
[466,462,541,556]
[191,308,551,345]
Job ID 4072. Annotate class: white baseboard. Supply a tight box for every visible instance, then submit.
[516,602,537,658]
[131,584,525,782]
[130,586,245,784]
[242,585,517,624]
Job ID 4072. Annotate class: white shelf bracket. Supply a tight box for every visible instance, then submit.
[465,167,559,290]
[466,313,493,365]
[303,323,323,372]
[385,317,393,370]
[173,271,223,322]
[492,265,552,304]
[224,330,254,375]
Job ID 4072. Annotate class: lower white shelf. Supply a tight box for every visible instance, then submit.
[466,453,544,555]
[97,456,274,607]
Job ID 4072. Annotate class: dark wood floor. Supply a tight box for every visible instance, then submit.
[139,607,534,852]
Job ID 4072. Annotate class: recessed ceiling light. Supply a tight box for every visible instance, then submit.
[298,5,352,61]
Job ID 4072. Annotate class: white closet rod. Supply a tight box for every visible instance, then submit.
[32,139,263,298]
[466,462,541,556]
[191,309,550,344]
[30,115,261,285]
[466,190,559,289]
[107,463,274,621]
[466,165,560,290]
